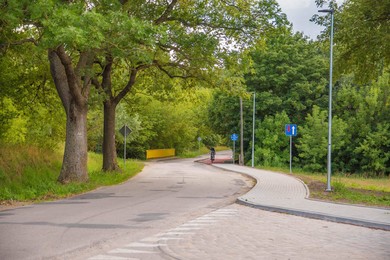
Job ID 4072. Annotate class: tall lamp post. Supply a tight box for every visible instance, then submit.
[318,9,334,192]
[251,92,256,168]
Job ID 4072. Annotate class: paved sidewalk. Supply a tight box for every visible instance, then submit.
[211,163,390,231]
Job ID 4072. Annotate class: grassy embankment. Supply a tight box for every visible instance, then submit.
[0,144,143,205]
[261,166,390,208]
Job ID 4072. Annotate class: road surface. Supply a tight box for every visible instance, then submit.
[1,156,389,259]
[0,158,252,259]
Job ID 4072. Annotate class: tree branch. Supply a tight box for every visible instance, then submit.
[154,0,178,25]
[0,38,37,49]
[101,55,114,98]
[48,49,71,114]
[153,60,196,79]
[114,63,153,104]
[55,45,85,107]
[114,68,137,104]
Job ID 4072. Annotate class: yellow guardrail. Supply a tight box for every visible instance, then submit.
[146,149,175,159]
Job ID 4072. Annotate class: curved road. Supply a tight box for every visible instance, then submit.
[0,157,252,259]
[2,156,389,260]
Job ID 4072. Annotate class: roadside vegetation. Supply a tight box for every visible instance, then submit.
[0,144,143,206]
[179,146,229,159]
[299,174,390,208]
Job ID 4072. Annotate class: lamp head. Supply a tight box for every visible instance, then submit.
[318,9,334,14]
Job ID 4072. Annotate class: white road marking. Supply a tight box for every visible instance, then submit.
[108,248,156,254]
[88,255,138,260]
[88,208,238,259]
[165,231,195,235]
[124,242,167,247]
[171,227,202,231]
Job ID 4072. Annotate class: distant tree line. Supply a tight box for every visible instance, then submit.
[208,0,390,176]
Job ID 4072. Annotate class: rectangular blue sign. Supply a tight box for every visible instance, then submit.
[285,124,297,136]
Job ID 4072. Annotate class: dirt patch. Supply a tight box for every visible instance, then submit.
[0,200,32,211]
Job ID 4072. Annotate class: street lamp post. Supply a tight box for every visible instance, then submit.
[318,9,334,192]
[252,92,256,168]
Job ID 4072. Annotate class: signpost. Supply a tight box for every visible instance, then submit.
[119,125,132,167]
[231,133,238,164]
[285,124,297,173]
[197,137,202,153]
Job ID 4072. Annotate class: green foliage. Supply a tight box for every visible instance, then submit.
[332,73,390,174]
[254,111,290,167]
[314,0,390,82]
[0,27,65,148]
[0,145,143,201]
[246,28,328,124]
[0,97,27,143]
[335,0,390,82]
[202,134,222,148]
[208,28,329,166]
[96,79,217,159]
[354,123,390,175]
[297,106,347,172]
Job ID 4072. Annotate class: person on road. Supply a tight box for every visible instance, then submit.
[210,147,216,163]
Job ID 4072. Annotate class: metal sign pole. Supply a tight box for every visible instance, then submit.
[233,140,235,165]
[290,135,292,174]
[252,92,255,168]
[124,125,126,168]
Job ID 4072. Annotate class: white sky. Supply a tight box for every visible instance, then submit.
[277,0,344,39]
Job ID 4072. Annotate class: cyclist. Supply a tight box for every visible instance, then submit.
[210,147,216,163]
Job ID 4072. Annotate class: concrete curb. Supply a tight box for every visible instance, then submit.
[236,198,390,231]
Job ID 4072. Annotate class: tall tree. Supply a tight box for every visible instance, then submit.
[1,1,109,182]
[313,0,390,82]
[91,0,287,171]
[246,27,328,124]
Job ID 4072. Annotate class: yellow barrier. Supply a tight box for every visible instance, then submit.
[146,149,175,159]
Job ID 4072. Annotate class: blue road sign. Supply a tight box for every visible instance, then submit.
[285,124,297,136]
[231,133,239,141]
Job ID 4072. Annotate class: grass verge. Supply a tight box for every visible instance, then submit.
[297,174,390,208]
[0,145,143,207]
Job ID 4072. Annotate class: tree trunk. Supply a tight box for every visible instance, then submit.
[58,103,89,183]
[99,66,139,172]
[102,99,120,171]
[48,48,90,183]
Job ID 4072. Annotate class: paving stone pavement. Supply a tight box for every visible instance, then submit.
[212,163,390,231]
[88,204,390,260]
[165,204,390,260]
[86,154,390,259]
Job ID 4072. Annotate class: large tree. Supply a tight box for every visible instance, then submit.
[1,0,286,181]
[313,0,390,82]
[2,1,112,182]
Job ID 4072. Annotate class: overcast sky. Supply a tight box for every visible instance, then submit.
[277,0,320,39]
[276,0,343,39]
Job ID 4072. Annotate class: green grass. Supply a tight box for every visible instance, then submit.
[0,145,143,202]
[178,146,229,158]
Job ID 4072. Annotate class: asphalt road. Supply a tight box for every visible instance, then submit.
[0,158,253,259]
